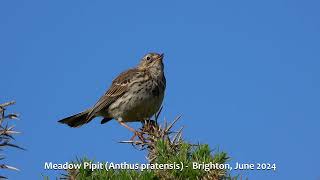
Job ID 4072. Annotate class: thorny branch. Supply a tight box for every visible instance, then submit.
[119,107,184,163]
[0,101,23,176]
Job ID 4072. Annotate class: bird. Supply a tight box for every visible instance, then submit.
[58,52,166,139]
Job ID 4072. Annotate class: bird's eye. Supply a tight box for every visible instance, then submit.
[146,56,151,61]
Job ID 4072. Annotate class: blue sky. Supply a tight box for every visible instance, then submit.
[1,0,319,179]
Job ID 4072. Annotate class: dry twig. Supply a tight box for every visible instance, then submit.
[0,101,23,178]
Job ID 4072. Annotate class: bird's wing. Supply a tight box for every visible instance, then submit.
[87,68,140,120]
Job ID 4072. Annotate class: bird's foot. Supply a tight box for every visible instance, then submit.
[130,131,145,142]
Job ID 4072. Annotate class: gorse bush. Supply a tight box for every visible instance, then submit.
[61,143,232,180]
[59,113,237,180]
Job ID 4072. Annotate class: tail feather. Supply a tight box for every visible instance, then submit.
[58,109,92,127]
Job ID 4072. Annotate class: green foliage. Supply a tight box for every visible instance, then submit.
[60,142,232,180]
[152,141,229,179]
[67,168,156,180]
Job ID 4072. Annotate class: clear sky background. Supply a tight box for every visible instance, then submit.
[1,0,319,179]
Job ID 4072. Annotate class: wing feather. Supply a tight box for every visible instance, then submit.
[87,68,138,120]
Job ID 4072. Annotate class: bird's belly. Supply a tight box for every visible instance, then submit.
[108,87,164,122]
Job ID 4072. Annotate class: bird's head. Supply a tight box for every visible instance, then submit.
[138,53,164,73]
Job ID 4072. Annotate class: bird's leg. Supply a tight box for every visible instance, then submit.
[118,121,145,141]
[118,121,136,133]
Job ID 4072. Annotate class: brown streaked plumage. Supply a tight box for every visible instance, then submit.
[58,53,166,138]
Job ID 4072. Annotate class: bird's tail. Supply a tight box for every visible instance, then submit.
[58,109,93,128]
